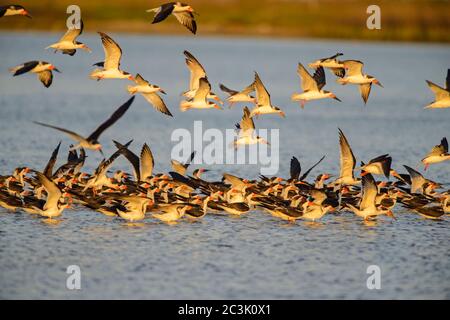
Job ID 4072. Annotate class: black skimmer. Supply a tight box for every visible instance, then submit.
[291,63,341,108]
[9,61,60,88]
[46,19,91,56]
[425,69,450,109]
[421,137,450,170]
[113,141,156,182]
[180,77,222,111]
[127,73,172,117]
[337,60,382,104]
[147,2,197,34]
[346,174,395,221]
[90,32,133,81]
[308,53,345,78]
[219,82,256,108]
[34,97,134,153]
[32,172,71,218]
[182,50,221,102]
[250,72,285,118]
[234,106,269,148]
[0,5,31,18]
[359,154,392,178]
[302,202,334,221]
[332,128,360,186]
[403,165,439,195]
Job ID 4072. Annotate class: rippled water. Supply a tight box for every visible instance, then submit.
[0,32,449,299]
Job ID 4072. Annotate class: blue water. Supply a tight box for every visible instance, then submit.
[0,32,449,299]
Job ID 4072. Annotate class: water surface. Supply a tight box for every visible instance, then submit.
[0,32,449,299]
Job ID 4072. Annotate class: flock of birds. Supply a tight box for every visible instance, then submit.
[1,3,449,225]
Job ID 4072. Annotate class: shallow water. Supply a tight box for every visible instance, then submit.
[0,32,449,299]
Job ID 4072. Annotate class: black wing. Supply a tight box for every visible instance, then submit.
[12,61,39,76]
[183,151,196,169]
[290,156,301,180]
[219,83,238,96]
[93,61,104,67]
[300,155,326,181]
[67,145,78,163]
[0,6,7,17]
[441,137,448,153]
[151,2,175,24]
[312,66,326,90]
[43,142,61,178]
[113,140,141,182]
[446,69,450,90]
[87,96,134,142]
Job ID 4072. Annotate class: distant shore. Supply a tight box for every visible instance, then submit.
[0,0,449,43]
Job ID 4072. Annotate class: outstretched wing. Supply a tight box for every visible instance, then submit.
[113,140,140,182]
[300,155,326,181]
[141,92,173,117]
[254,72,271,106]
[151,3,175,24]
[134,73,149,86]
[140,143,154,180]
[290,156,301,180]
[237,106,255,138]
[338,128,356,181]
[426,80,450,100]
[219,83,238,96]
[33,121,85,143]
[98,32,122,70]
[184,50,206,91]
[342,60,364,77]
[173,11,197,34]
[10,60,39,76]
[193,77,211,102]
[38,70,53,88]
[43,142,61,178]
[59,19,83,43]
[312,66,326,90]
[359,83,372,104]
[297,63,318,92]
[87,96,134,142]
[360,173,377,210]
[36,172,62,211]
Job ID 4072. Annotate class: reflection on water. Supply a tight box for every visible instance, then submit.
[0,32,449,299]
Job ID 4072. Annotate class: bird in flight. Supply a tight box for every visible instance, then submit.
[127,73,173,117]
[90,32,133,81]
[9,61,60,88]
[421,137,450,170]
[337,60,382,104]
[147,2,197,34]
[291,63,341,108]
[425,69,450,109]
[45,19,91,56]
[234,106,269,148]
[33,97,135,154]
[250,72,285,118]
[0,5,31,18]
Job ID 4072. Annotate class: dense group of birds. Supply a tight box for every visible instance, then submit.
[0,3,449,225]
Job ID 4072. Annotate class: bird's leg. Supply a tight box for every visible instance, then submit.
[424,163,429,171]
[300,100,306,109]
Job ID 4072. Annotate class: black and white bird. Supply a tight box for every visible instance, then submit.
[425,69,450,109]
[219,82,256,108]
[250,72,285,118]
[0,5,31,18]
[90,32,133,81]
[291,63,341,108]
[46,19,91,56]
[182,50,221,103]
[421,137,450,170]
[308,53,345,78]
[9,61,60,88]
[127,73,172,117]
[147,2,197,34]
[337,60,383,104]
[234,106,269,148]
[33,97,135,153]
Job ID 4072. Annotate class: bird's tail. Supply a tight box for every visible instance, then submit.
[127,85,137,95]
[89,69,101,80]
[180,101,192,112]
[146,8,159,13]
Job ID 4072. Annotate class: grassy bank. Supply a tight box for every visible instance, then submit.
[1,0,449,42]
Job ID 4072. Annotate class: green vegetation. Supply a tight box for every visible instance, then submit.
[1,0,449,42]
